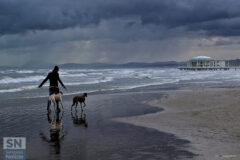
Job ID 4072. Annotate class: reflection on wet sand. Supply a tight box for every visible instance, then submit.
[40,111,66,154]
[71,109,88,128]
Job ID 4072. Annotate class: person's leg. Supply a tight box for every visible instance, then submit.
[47,100,51,111]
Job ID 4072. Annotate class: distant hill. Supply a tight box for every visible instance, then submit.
[21,61,55,69]
[58,59,240,69]
[0,61,186,69]
[59,61,187,69]
[2,59,240,69]
[8,59,240,69]
[0,65,19,70]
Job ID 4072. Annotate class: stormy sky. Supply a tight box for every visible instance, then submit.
[1,0,240,66]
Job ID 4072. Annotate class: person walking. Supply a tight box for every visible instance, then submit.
[38,66,66,110]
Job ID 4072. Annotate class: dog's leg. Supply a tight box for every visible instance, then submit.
[60,97,64,110]
[75,102,78,111]
[71,100,76,111]
[60,101,64,110]
[53,99,57,113]
[54,103,56,113]
[56,101,61,112]
[47,100,51,112]
[80,103,83,112]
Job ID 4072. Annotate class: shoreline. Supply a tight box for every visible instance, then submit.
[0,88,195,160]
[114,87,240,160]
[0,82,181,101]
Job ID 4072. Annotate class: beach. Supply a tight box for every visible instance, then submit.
[2,0,240,159]
[1,68,240,159]
[0,88,195,160]
[115,87,240,160]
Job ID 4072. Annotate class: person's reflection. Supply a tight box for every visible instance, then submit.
[71,109,88,128]
[40,111,66,154]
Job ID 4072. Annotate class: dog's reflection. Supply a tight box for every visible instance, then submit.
[40,111,66,154]
[71,109,88,128]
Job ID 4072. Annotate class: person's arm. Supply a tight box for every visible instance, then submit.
[38,74,49,88]
[57,74,66,89]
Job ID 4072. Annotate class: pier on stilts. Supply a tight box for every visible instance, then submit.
[178,67,240,71]
[179,56,240,71]
[178,67,230,71]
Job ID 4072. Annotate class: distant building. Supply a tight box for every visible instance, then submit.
[180,56,230,70]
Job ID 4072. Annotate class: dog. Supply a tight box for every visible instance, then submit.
[48,91,64,112]
[71,93,87,111]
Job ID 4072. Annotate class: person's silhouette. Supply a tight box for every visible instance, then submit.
[38,66,66,110]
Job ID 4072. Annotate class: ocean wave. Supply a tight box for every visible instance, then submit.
[61,73,88,77]
[22,89,102,99]
[115,79,179,90]
[0,70,35,74]
[0,75,44,84]
[2,68,240,99]
[65,77,113,85]
[15,70,35,74]
[87,72,103,76]
[129,72,152,79]
[0,85,37,93]
[21,80,179,99]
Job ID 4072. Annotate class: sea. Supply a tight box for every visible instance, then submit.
[1,67,240,100]
[0,66,200,159]
[1,67,239,159]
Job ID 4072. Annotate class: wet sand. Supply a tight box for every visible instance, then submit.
[115,88,240,160]
[0,90,195,160]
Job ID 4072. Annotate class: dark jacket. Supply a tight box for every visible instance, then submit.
[39,71,65,88]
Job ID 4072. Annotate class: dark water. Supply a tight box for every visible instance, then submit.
[0,91,196,160]
[1,67,240,101]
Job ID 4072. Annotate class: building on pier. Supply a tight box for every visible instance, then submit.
[179,56,230,70]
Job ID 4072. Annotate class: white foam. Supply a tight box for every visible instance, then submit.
[1,68,240,98]
[15,70,35,74]
[0,70,35,74]
[0,75,44,84]
[87,72,104,76]
[0,85,37,93]
[65,77,114,86]
[61,73,88,77]
[115,79,179,90]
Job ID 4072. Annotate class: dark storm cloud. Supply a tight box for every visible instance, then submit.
[2,0,240,66]
[1,0,240,36]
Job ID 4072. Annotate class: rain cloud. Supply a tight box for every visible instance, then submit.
[1,0,240,65]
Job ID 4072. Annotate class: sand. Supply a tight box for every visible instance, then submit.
[0,91,195,160]
[114,88,240,160]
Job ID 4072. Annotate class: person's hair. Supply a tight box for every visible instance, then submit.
[53,66,59,72]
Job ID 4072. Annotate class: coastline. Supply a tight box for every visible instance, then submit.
[0,88,195,160]
[114,87,240,160]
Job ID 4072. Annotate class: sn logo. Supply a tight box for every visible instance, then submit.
[3,137,26,149]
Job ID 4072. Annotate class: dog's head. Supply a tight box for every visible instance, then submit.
[59,91,63,95]
[83,93,87,97]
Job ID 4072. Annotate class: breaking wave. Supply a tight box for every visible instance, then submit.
[0,76,44,84]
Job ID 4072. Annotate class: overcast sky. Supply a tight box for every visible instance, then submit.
[1,0,240,66]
